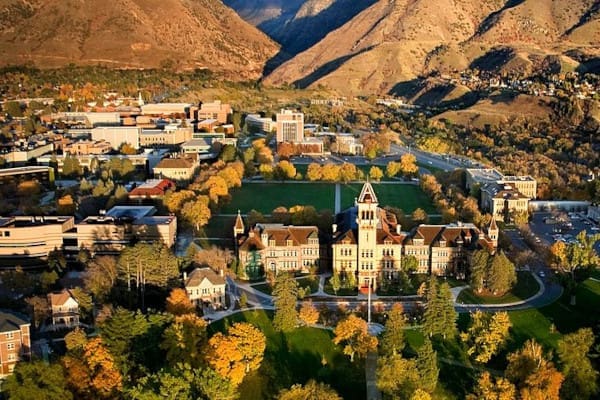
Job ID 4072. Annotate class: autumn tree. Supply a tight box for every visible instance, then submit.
[83,337,123,398]
[306,163,323,181]
[161,313,207,368]
[506,339,564,400]
[558,328,598,400]
[203,175,230,205]
[298,300,320,326]
[376,353,419,398]
[380,303,405,356]
[65,327,88,353]
[163,190,196,213]
[181,196,211,231]
[274,160,297,180]
[206,322,266,386]
[467,372,516,400]
[386,161,401,178]
[278,380,342,400]
[412,208,428,224]
[166,288,196,315]
[84,255,117,302]
[25,295,49,329]
[3,361,72,400]
[399,153,418,177]
[273,272,299,332]
[333,314,378,362]
[461,311,511,363]
[369,166,384,182]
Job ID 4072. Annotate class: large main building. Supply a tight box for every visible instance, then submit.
[234,182,498,290]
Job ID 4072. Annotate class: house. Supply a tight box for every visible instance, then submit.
[235,212,323,278]
[153,157,197,182]
[0,310,31,377]
[47,289,80,328]
[330,182,498,290]
[184,267,226,310]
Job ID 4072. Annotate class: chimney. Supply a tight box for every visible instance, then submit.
[220,269,224,277]
[396,224,401,235]
[332,224,337,233]
[183,271,187,281]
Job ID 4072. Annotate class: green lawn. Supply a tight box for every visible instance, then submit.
[209,310,365,399]
[323,277,358,296]
[251,276,319,296]
[222,183,336,214]
[340,183,436,214]
[456,272,540,304]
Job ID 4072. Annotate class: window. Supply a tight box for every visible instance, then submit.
[6,332,14,339]
[7,343,15,350]
[4,231,9,237]
[8,353,16,361]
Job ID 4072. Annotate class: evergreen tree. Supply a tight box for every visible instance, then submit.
[438,282,457,339]
[421,277,440,337]
[417,337,439,393]
[272,272,299,332]
[380,303,405,356]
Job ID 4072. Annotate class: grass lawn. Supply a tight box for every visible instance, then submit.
[340,183,436,214]
[209,309,365,399]
[456,272,539,304]
[323,277,358,296]
[251,276,319,296]
[221,183,336,214]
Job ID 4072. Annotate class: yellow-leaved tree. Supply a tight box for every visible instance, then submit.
[333,314,378,362]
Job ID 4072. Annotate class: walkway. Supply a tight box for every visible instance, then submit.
[365,352,382,400]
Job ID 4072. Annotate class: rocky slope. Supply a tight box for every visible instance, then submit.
[0,0,279,79]
[262,0,600,94]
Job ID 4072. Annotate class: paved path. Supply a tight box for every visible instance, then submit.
[335,183,341,214]
[365,352,382,400]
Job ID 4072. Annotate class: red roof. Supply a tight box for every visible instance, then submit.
[129,179,175,198]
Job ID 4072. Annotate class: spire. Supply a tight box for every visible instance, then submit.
[357,182,378,204]
[233,210,244,237]
[489,217,498,232]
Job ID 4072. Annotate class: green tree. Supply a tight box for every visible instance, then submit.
[558,328,598,400]
[70,287,93,320]
[402,255,419,273]
[487,251,517,295]
[467,372,516,400]
[272,272,299,332]
[422,276,440,337]
[380,303,405,356]
[461,311,511,363]
[196,367,239,400]
[417,337,439,393]
[438,282,458,339]
[99,307,150,370]
[3,361,72,400]
[279,380,342,400]
[376,354,419,398]
[161,314,208,368]
[470,250,490,293]
[330,273,341,295]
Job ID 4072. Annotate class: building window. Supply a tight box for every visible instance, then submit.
[4,231,9,237]
[6,332,14,339]
[8,353,16,361]
[7,342,15,350]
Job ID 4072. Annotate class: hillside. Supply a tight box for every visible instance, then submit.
[263,0,600,94]
[0,0,279,79]
[225,0,376,72]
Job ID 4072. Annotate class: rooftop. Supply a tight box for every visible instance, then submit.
[105,206,156,219]
[466,168,505,182]
[0,309,29,332]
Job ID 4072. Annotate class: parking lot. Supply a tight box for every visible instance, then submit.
[529,212,600,253]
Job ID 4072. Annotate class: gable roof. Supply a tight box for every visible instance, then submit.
[185,267,226,287]
[154,157,195,170]
[234,210,244,232]
[0,310,29,332]
[358,182,378,204]
[48,289,78,308]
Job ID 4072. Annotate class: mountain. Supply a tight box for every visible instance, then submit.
[224,0,376,72]
[262,0,600,94]
[0,0,279,79]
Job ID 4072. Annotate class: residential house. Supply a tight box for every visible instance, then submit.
[184,267,226,310]
[0,310,30,377]
[47,289,80,328]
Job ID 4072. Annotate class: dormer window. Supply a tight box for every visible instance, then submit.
[439,240,446,247]
[286,239,293,246]
[269,239,276,247]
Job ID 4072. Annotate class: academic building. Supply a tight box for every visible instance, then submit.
[234,182,498,291]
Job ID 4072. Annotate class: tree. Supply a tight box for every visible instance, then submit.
[206,322,266,386]
[181,196,211,231]
[487,251,517,295]
[399,153,418,177]
[412,208,428,224]
[65,327,88,353]
[82,337,123,398]
[40,270,59,291]
[470,250,490,293]
[3,361,72,400]
[220,144,238,162]
[98,307,150,369]
[166,288,196,315]
[467,372,516,400]
[196,367,239,400]
[298,300,319,325]
[380,303,405,356]
[386,161,401,178]
[461,311,511,363]
[333,314,378,362]
[278,380,342,400]
[306,163,322,181]
[25,295,49,328]
[403,255,419,273]
[369,166,384,182]
[438,282,457,339]
[275,160,297,180]
[329,273,341,295]
[161,313,207,368]
[84,255,118,302]
[422,276,441,337]
[203,175,230,205]
[422,278,456,338]
[506,339,564,400]
[557,328,598,400]
[417,337,439,393]
[273,272,299,332]
[164,190,196,213]
[376,354,419,398]
[119,142,137,155]
[193,246,234,274]
[411,389,432,400]
[70,287,93,320]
